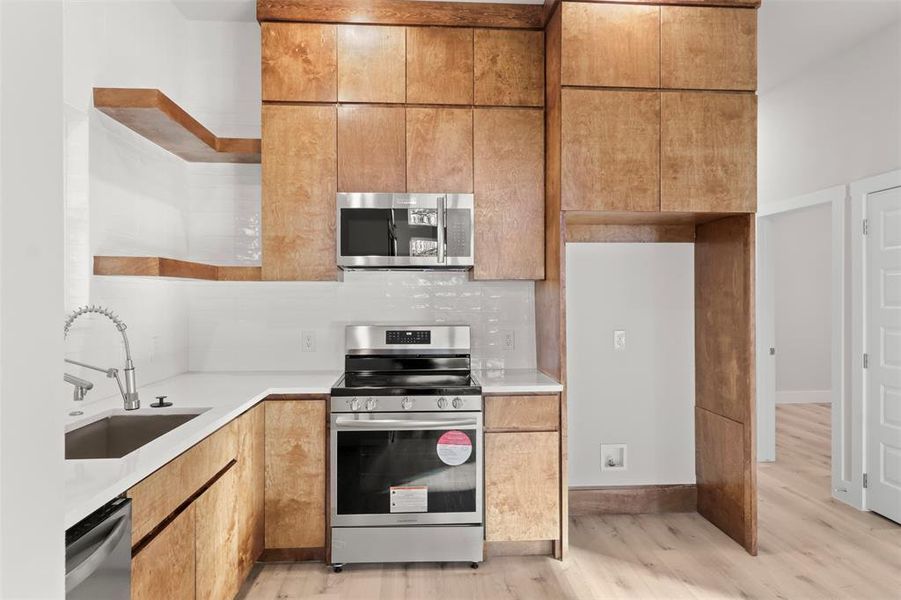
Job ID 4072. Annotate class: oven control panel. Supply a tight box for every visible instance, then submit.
[331,395,482,413]
[386,330,431,345]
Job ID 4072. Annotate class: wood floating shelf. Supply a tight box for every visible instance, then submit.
[93,88,261,163]
[94,256,262,281]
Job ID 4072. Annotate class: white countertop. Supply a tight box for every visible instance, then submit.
[65,371,340,528]
[474,369,563,394]
[65,368,561,528]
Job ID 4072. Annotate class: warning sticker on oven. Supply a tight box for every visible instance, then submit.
[436,430,472,466]
[390,486,428,513]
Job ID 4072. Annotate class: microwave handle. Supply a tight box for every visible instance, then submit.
[437,195,446,263]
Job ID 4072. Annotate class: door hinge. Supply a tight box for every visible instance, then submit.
[863,219,869,235]
[863,473,868,488]
[864,353,869,369]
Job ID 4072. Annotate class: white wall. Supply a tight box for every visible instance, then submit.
[0,1,66,595]
[759,18,901,206]
[771,202,832,403]
[566,244,695,487]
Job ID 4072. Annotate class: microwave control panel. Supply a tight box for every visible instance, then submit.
[386,330,431,345]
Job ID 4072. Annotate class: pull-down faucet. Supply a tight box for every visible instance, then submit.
[64,305,140,410]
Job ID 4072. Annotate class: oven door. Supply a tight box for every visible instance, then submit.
[330,411,483,527]
[337,193,473,268]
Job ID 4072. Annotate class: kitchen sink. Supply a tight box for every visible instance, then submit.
[65,411,208,460]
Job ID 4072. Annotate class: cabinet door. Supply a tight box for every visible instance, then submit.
[474,29,544,107]
[337,25,405,103]
[236,406,264,582]
[195,467,241,600]
[262,23,336,101]
[262,104,337,281]
[406,27,473,105]
[132,504,195,600]
[264,400,327,549]
[661,91,756,212]
[561,3,659,88]
[661,7,757,91]
[485,432,560,542]
[561,88,659,212]
[406,107,473,193]
[473,108,544,280]
[338,105,406,192]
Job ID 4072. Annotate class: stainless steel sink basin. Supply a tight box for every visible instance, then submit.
[65,412,206,459]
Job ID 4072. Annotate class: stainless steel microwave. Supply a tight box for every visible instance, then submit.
[337,193,474,269]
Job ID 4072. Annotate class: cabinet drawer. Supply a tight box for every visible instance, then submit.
[128,423,237,545]
[485,395,559,432]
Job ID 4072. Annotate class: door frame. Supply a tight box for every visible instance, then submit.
[755,185,845,463]
[850,169,901,511]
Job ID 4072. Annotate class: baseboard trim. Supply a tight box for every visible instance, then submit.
[569,484,697,515]
[484,540,554,557]
[775,390,831,404]
[259,547,326,563]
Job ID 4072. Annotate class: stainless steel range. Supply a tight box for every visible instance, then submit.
[329,325,483,571]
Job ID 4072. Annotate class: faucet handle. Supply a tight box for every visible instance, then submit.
[150,395,172,408]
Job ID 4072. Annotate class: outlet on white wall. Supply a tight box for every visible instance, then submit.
[301,330,316,353]
[501,330,515,351]
[613,329,626,351]
[601,443,627,471]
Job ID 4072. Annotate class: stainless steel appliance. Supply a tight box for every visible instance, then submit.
[337,193,474,269]
[66,498,132,599]
[330,325,483,570]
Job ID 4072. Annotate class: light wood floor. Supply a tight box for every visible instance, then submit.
[239,404,901,599]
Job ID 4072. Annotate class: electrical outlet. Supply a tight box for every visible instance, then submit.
[601,444,627,471]
[301,330,316,353]
[614,330,626,351]
[501,330,515,351]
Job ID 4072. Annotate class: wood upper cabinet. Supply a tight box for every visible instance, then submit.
[262,104,337,281]
[337,25,406,103]
[338,105,406,192]
[406,107,473,193]
[561,3,659,88]
[485,431,560,542]
[661,7,757,91]
[661,91,757,213]
[561,88,660,212]
[473,108,544,280]
[195,466,241,600]
[264,400,327,549]
[406,27,473,105]
[131,504,195,600]
[262,23,336,101]
[474,29,544,107]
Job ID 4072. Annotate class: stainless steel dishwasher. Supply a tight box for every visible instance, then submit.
[66,497,131,599]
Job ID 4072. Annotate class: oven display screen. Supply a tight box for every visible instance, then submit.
[386,330,430,345]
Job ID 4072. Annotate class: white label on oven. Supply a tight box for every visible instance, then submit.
[436,430,472,466]
[389,486,428,513]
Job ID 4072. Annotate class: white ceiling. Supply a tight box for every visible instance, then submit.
[758,0,901,92]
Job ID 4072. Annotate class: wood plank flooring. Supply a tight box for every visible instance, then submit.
[239,403,901,599]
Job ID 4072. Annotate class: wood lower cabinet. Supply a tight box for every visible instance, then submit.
[262,104,337,281]
[195,467,241,600]
[406,107,473,193]
[561,2,659,88]
[235,406,265,581]
[485,431,560,542]
[261,23,337,102]
[661,6,757,92]
[561,88,660,212]
[131,504,195,600]
[264,400,327,549]
[661,91,756,213]
[337,105,406,193]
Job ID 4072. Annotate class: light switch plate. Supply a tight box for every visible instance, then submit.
[302,330,316,353]
[501,330,515,351]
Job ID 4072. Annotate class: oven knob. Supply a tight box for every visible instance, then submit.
[365,397,377,411]
[436,397,448,409]
[452,397,463,409]
[349,398,362,411]
[401,397,413,410]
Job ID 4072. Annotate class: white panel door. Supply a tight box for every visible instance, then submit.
[866,185,901,523]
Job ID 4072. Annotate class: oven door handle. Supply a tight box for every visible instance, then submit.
[335,417,478,429]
